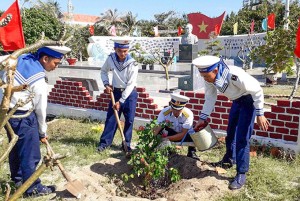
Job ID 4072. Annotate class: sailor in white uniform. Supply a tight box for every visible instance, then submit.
[97,38,138,152]
[2,46,71,197]
[154,93,200,160]
[193,55,270,190]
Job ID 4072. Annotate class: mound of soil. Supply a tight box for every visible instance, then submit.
[51,153,232,201]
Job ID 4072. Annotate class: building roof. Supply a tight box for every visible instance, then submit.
[63,13,99,26]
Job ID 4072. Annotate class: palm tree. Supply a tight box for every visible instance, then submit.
[121,11,138,36]
[96,8,123,35]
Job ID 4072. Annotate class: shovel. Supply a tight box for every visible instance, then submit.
[110,91,129,154]
[44,139,84,199]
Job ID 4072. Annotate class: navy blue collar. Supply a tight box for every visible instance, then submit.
[111,53,135,71]
[214,59,229,89]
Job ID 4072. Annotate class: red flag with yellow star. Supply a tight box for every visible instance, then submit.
[187,12,225,39]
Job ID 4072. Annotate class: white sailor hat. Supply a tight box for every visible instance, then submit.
[192,55,220,73]
[112,37,132,49]
[170,93,190,110]
[37,46,71,59]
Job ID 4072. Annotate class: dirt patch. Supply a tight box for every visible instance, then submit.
[50,153,232,201]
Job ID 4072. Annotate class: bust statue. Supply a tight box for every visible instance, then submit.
[181,23,198,44]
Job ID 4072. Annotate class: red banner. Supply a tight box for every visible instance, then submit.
[177,26,183,36]
[250,19,255,34]
[215,24,221,36]
[89,25,94,35]
[267,13,276,29]
[187,12,225,39]
[0,0,25,51]
[294,20,300,58]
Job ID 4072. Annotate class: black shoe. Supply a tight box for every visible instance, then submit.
[24,185,56,197]
[96,146,106,152]
[187,151,200,161]
[210,160,233,169]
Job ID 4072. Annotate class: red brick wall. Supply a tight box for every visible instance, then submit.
[48,80,160,119]
[48,80,300,143]
[48,80,99,109]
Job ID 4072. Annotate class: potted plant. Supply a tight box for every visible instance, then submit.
[146,58,155,70]
[139,57,147,70]
[66,52,77,66]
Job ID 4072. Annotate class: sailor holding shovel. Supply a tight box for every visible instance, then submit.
[153,93,200,160]
[97,37,138,153]
[193,55,270,190]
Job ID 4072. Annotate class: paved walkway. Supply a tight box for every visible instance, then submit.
[135,63,266,109]
[47,61,266,110]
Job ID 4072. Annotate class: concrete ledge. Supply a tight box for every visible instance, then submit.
[47,103,107,122]
[47,103,152,129]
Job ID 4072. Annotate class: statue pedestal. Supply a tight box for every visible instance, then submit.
[178,64,204,91]
[179,44,198,62]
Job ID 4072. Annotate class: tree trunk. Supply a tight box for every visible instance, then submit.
[164,66,170,90]
[289,57,300,100]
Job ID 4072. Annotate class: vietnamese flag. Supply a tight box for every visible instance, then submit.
[294,20,300,58]
[267,13,276,29]
[0,0,25,51]
[187,12,225,39]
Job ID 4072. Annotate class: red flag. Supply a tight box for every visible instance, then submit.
[250,20,255,34]
[187,12,225,39]
[0,1,25,51]
[89,25,94,35]
[294,20,300,58]
[267,13,275,29]
[177,26,183,36]
[215,24,221,35]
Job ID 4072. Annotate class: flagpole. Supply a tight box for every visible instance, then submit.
[284,0,290,30]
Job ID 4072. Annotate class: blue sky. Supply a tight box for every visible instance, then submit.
[1,0,243,20]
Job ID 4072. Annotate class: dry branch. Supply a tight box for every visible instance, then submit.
[4,183,11,201]
[8,163,48,201]
[0,123,18,165]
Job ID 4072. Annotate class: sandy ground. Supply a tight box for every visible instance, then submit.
[45,153,232,201]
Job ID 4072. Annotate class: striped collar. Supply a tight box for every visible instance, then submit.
[15,54,45,86]
[110,53,135,71]
[214,59,229,91]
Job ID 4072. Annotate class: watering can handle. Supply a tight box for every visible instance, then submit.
[193,121,208,132]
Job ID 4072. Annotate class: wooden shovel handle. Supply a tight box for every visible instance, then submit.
[45,139,72,182]
[110,91,128,153]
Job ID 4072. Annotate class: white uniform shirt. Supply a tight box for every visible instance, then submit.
[2,72,48,136]
[200,65,264,120]
[101,53,138,103]
[157,106,194,133]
